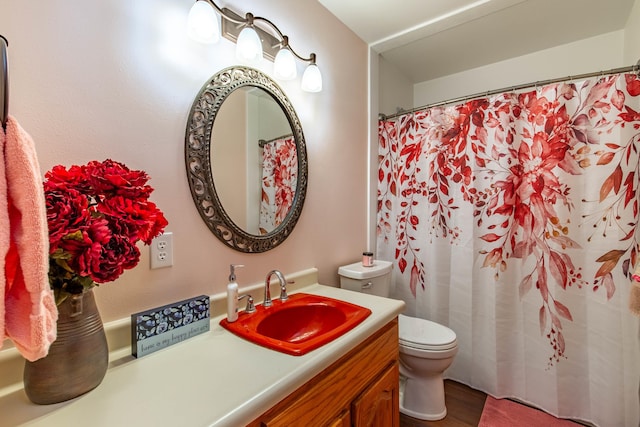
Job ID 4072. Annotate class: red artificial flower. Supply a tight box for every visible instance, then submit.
[44,159,168,303]
[85,159,153,199]
[89,235,141,283]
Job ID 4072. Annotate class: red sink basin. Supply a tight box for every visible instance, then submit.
[220,293,372,356]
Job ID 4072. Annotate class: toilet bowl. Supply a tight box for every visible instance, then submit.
[398,313,457,420]
[338,260,458,421]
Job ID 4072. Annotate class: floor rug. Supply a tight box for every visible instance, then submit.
[479,396,582,427]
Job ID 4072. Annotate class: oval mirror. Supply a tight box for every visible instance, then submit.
[185,66,308,253]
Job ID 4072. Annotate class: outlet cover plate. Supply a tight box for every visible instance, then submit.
[151,232,173,269]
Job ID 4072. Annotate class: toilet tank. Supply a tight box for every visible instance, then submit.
[338,260,393,297]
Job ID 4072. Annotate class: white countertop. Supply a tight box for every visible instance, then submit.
[0,282,405,427]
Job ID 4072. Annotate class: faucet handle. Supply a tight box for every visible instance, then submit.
[238,294,255,313]
[280,280,295,301]
[279,286,288,301]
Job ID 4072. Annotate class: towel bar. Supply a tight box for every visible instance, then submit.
[1,34,8,129]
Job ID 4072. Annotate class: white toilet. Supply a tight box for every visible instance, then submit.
[338,260,458,421]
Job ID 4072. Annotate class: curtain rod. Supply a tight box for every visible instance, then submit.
[379,60,640,121]
[258,133,293,147]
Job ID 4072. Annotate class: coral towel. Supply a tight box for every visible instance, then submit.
[630,282,640,317]
[1,116,57,361]
[630,264,640,317]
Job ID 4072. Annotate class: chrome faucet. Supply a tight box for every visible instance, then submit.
[238,294,256,313]
[263,270,288,307]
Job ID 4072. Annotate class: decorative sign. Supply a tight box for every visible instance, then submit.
[131,295,210,358]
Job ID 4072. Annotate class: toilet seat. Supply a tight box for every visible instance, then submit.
[399,314,457,351]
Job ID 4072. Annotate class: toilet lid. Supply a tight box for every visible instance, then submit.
[398,314,457,351]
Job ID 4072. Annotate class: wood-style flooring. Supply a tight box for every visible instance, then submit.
[400,380,487,427]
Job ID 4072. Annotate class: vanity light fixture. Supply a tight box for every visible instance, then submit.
[235,13,262,63]
[301,53,322,93]
[186,0,219,44]
[273,36,296,81]
[187,0,322,92]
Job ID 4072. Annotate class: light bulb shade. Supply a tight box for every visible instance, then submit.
[273,48,297,80]
[301,63,322,92]
[236,27,263,63]
[187,0,219,44]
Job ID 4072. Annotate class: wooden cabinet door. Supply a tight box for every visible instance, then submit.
[328,409,351,427]
[248,320,399,427]
[351,363,399,427]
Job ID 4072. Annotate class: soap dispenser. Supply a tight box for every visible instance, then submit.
[226,264,244,322]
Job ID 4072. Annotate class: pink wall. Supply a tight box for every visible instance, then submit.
[0,0,369,322]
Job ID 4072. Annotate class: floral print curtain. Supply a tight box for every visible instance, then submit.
[259,135,297,234]
[377,73,640,426]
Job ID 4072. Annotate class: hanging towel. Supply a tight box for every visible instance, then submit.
[630,264,640,317]
[630,282,640,317]
[2,115,57,361]
[0,116,7,352]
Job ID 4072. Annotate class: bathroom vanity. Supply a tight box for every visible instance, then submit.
[248,318,399,426]
[0,268,405,426]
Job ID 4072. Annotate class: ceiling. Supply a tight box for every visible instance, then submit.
[318,0,636,83]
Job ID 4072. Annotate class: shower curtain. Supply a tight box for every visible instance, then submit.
[259,135,297,234]
[377,73,640,426]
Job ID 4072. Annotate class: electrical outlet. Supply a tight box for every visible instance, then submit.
[151,232,173,269]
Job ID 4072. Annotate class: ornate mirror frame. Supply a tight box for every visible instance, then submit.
[185,66,308,253]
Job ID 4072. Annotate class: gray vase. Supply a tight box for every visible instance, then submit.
[23,289,109,404]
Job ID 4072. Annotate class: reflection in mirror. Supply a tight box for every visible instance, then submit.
[211,87,294,235]
[185,66,308,253]
[257,134,297,234]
